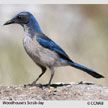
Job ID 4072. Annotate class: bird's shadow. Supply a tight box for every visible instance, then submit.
[25,83,71,89]
[24,81,94,89]
[41,83,71,88]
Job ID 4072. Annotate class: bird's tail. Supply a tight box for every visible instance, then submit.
[69,62,104,78]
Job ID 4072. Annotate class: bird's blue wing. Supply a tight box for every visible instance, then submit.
[36,35,73,62]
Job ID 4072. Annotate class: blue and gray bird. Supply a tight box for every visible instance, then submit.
[4,11,104,86]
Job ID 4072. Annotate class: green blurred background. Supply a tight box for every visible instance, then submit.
[0,5,107,86]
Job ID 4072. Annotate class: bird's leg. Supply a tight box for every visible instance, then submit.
[30,64,47,86]
[48,66,55,87]
[31,71,45,85]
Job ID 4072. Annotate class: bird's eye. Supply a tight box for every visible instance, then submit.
[17,15,22,19]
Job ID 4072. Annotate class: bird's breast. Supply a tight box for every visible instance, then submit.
[23,36,41,62]
[23,36,62,67]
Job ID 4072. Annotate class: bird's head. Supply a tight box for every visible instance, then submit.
[4,11,32,26]
[4,11,42,33]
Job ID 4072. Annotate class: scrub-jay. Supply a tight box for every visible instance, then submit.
[4,11,104,86]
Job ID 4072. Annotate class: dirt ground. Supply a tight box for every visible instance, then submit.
[0,82,108,100]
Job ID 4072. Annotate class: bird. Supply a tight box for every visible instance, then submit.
[4,11,104,86]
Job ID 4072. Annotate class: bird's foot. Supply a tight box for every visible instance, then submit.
[36,84,55,89]
[26,83,49,88]
[28,83,37,86]
[24,81,37,87]
[24,82,55,90]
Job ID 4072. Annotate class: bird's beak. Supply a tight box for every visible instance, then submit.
[3,19,15,25]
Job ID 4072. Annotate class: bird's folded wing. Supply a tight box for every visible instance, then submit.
[36,34,73,62]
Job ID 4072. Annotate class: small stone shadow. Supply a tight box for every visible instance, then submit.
[78,81,95,85]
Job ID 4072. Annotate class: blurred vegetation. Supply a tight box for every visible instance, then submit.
[0,5,107,86]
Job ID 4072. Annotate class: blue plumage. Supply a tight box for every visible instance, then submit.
[36,35,73,62]
[69,62,104,78]
[20,12,43,33]
[36,36,67,56]
[71,62,94,72]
